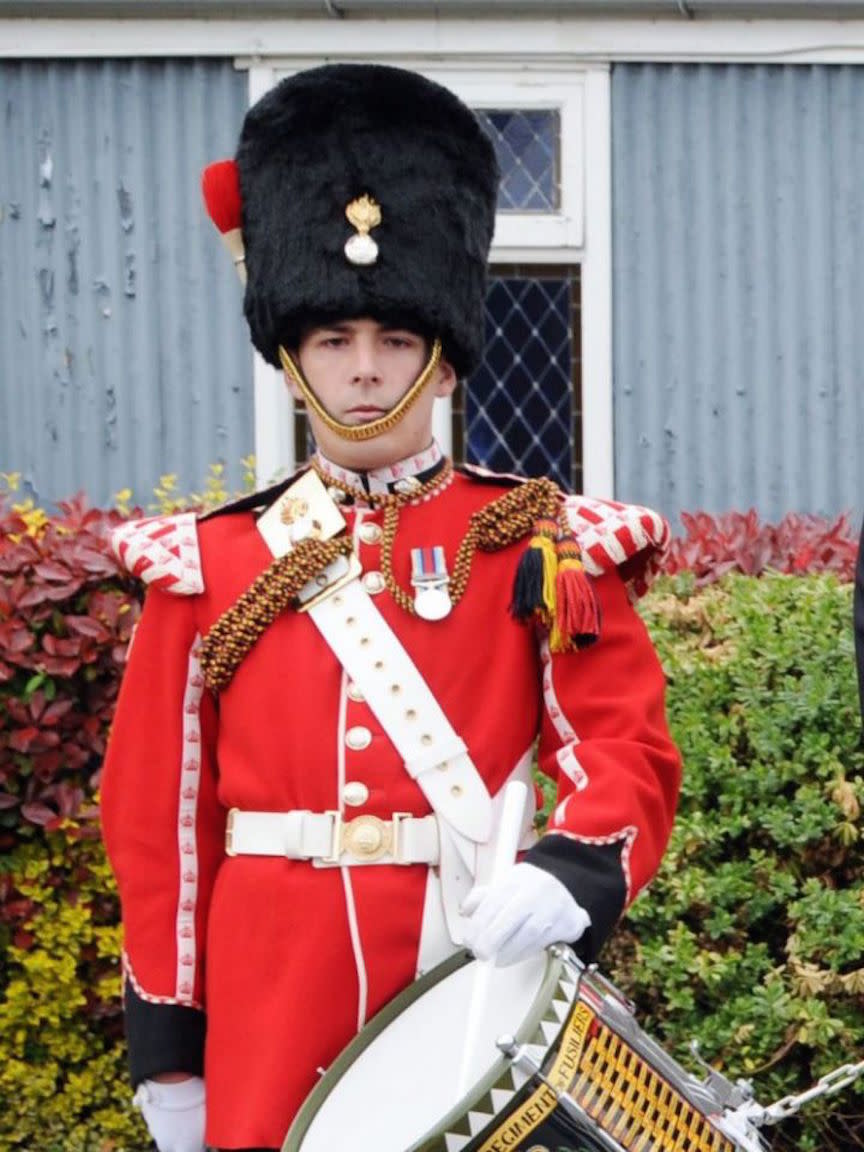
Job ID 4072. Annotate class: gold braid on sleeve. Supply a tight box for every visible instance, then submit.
[200,534,354,693]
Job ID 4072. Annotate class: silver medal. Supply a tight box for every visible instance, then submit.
[413,581,452,621]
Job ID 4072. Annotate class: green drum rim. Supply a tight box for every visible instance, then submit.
[281,947,567,1152]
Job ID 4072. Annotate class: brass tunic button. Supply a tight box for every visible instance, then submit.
[346,681,365,703]
[343,781,369,807]
[394,476,422,496]
[345,726,372,751]
[363,570,386,595]
[359,522,382,546]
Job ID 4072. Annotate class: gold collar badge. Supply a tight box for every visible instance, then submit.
[344,195,382,266]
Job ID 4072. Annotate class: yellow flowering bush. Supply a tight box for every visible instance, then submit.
[0,828,148,1150]
[0,462,256,1150]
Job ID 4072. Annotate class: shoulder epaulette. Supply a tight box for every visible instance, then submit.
[111,512,204,595]
[563,495,671,600]
[460,465,669,598]
[111,469,310,595]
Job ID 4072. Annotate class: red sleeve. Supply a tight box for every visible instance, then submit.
[525,569,681,956]
[100,586,225,1079]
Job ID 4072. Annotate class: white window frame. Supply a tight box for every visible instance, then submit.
[437,73,585,252]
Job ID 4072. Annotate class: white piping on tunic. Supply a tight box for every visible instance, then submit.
[123,950,203,1012]
[341,510,369,1031]
[175,634,204,1002]
[539,637,588,792]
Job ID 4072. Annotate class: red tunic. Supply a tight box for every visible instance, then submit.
[101,466,681,1150]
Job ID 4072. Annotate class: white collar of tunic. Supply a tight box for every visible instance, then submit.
[313,441,444,496]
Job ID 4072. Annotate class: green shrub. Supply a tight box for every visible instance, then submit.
[0,829,148,1151]
[608,572,864,1151]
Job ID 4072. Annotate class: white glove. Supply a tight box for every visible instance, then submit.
[132,1076,206,1152]
[460,861,591,967]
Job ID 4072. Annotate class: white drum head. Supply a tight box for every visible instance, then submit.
[284,949,561,1152]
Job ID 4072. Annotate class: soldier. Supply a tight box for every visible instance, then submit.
[101,64,682,1152]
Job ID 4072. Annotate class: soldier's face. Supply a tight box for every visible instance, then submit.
[287,318,457,469]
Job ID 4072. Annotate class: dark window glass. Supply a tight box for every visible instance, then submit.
[455,266,582,493]
[475,109,561,213]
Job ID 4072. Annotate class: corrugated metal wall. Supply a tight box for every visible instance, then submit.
[0,58,250,509]
[612,63,864,529]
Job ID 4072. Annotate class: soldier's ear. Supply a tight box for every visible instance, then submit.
[284,375,304,403]
[282,350,305,402]
[432,358,458,399]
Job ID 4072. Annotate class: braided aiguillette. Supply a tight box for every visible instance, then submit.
[201,535,354,693]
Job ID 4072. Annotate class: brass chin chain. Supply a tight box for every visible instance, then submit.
[278,339,443,442]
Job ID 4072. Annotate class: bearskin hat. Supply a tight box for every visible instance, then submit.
[235,64,499,379]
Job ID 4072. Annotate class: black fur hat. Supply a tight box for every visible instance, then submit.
[236,64,499,379]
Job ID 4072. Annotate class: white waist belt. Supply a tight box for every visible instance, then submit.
[225,808,440,867]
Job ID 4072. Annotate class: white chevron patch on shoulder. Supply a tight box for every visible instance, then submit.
[111,511,204,595]
[562,495,671,599]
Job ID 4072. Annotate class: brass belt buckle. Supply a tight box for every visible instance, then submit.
[296,552,362,613]
[342,814,392,862]
[323,811,414,863]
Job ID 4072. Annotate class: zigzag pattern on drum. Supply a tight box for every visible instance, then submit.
[437,969,580,1152]
[438,961,739,1152]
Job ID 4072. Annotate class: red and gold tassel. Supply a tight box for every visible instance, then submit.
[554,527,600,651]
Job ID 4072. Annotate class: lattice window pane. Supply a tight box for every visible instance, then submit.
[475,109,561,212]
[457,269,581,492]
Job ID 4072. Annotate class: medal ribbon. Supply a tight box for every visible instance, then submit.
[411,545,448,585]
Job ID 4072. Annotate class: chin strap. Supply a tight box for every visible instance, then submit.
[278,338,443,442]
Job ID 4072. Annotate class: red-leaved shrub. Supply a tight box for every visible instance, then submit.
[0,494,142,846]
[661,509,858,584]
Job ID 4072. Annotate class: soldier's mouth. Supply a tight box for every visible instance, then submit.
[346,405,389,422]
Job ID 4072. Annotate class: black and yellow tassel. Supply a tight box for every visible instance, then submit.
[511,515,559,628]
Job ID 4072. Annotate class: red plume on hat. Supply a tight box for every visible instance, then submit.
[202,159,246,284]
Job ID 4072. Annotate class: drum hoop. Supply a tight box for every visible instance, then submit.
[282,948,569,1152]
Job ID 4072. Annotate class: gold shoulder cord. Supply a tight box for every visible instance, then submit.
[200,535,354,693]
[313,466,560,617]
[200,471,560,693]
[278,339,443,442]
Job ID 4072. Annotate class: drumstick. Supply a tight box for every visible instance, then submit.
[456,779,528,1097]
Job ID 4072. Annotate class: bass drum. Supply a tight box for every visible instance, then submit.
[282,947,608,1152]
